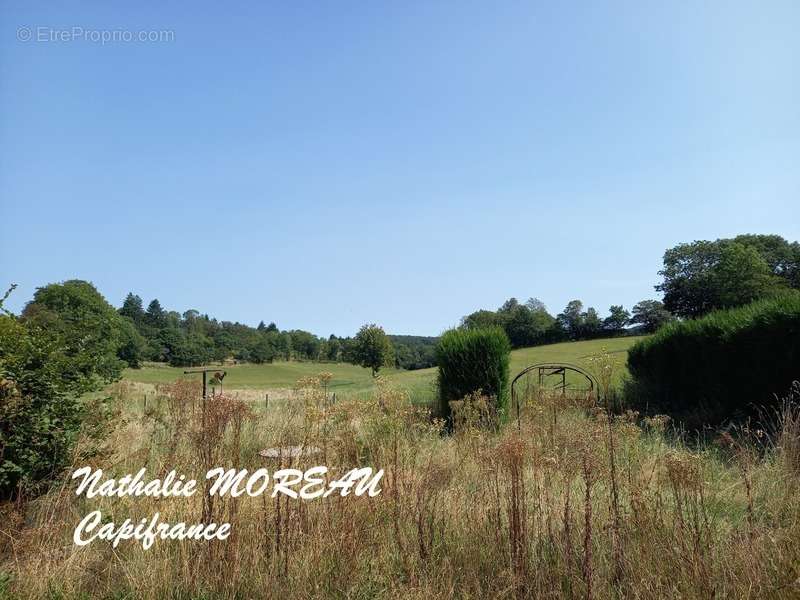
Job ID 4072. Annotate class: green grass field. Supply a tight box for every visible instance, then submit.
[123,335,645,403]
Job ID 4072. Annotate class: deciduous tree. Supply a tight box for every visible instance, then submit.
[657,235,796,318]
[603,305,630,333]
[630,299,673,333]
[22,280,127,389]
[351,324,394,376]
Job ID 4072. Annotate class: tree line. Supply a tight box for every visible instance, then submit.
[115,292,437,370]
[5,284,435,372]
[460,297,672,348]
[7,233,798,374]
[459,234,800,348]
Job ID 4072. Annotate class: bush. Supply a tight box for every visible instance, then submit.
[626,292,800,429]
[0,281,123,499]
[436,327,511,423]
[0,316,83,498]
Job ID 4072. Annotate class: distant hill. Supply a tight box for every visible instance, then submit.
[388,335,439,370]
[388,335,439,344]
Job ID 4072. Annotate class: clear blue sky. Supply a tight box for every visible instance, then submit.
[1,1,798,336]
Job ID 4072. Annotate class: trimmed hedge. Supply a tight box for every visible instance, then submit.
[436,327,511,422]
[626,292,800,428]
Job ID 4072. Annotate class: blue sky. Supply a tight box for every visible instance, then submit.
[1,1,798,336]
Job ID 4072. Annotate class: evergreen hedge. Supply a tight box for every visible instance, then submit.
[436,327,511,422]
[626,292,800,428]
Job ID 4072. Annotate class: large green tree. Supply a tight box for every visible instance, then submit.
[145,298,166,329]
[326,335,342,361]
[557,300,584,340]
[289,330,321,360]
[116,316,146,368]
[603,305,630,333]
[464,297,557,348]
[657,235,796,318]
[712,243,787,309]
[630,299,673,333]
[733,234,800,288]
[461,309,504,330]
[22,280,129,391]
[580,307,603,338]
[249,331,280,364]
[351,324,394,376]
[505,298,555,348]
[120,292,145,325]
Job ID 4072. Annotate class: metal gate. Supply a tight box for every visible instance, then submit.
[510,362,599,429]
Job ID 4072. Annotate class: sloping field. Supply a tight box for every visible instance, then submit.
[123,335,645,403]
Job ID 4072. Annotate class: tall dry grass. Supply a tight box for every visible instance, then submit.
[1,369,800,599]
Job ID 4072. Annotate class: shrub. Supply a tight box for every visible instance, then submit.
[436,327,511,422]
[0,281,122,499]
[0,316,83,498]
[626,292,800,429]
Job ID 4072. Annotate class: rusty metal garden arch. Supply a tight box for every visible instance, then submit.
[511,363,600,430]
